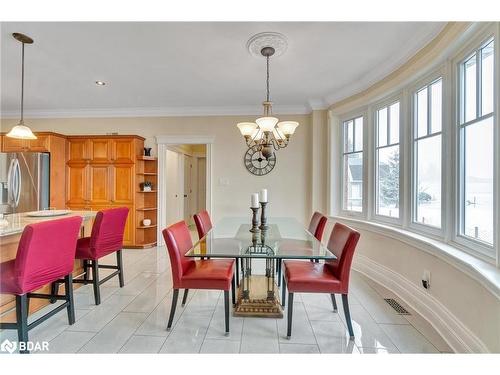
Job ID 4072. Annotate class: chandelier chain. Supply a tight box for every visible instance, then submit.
[266,55,270,102]
[21,41,25,123]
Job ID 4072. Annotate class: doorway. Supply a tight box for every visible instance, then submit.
[156,136,213,245]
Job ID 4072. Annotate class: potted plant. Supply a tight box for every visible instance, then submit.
[141,181,153,192]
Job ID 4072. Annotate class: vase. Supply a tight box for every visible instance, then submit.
[144,147,152,156]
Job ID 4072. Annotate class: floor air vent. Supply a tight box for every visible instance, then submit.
[384,298,411,315]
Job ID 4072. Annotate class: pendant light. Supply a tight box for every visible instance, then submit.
[6,33,37,140]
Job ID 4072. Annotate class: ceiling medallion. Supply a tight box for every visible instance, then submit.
[246,32,288,58]
[238,32,298,176]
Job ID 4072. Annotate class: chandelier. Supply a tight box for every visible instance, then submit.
[237,38,299,160]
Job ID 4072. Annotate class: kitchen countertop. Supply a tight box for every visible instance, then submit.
[0,210,97,237]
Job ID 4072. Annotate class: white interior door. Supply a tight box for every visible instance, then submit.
[183,155,193,223]
[165,149,182,225]
[197,157,206,211]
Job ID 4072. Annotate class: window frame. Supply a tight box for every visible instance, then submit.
[453,34,497,259]
[373,95,404,225]
[339,111,367,218]
[409,72,446,237]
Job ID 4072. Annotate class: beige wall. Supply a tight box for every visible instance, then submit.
[1,114,312,224]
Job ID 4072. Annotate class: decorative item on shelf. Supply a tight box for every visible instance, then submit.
[6,33,37,140]
[142,219,152,227]
[144,147,152,156]
[237,32,299,176]
[259,188,269,230]
[141,181,153,192]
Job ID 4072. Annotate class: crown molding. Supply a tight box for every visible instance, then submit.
[0,104,311,119]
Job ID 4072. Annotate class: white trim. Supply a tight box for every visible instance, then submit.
[354,254,490,353]
[334,216,500,299]
[155,135,214,245]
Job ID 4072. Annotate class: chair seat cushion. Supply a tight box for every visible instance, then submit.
[181,259,235,290]
[0,260,22,295]
[284,260,342,293]
[75,237,94,259]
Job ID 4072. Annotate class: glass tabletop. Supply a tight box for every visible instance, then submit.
[185,217,336,260]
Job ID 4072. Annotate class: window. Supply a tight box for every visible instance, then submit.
[413,78,443,228]
[342,116,363,212]
[458,38,495,245]
[375,102,400,218]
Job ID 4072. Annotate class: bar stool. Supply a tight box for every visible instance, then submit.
[163,221,235,334]
[0,216,82,353]
[69,207,129,305]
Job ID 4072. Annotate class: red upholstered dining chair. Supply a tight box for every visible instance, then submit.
[193,210,213,239]
[0,216,82,353]
[162,221,236,334]
[281,222,360,339]
[69,207,129,305]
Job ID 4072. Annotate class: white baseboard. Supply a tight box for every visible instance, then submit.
[353,254,490,353]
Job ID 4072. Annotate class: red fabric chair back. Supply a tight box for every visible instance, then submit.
[193,210,213,239]
[14,216,82,293]
[308,212,327,241]
[162,221,195,288]
[325,223,360,291]
[89,207,129,259]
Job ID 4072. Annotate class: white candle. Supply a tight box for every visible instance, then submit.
[259,188,268,203]
[251,193,259,208]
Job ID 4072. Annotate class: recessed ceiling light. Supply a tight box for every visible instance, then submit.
[95,81,106,86]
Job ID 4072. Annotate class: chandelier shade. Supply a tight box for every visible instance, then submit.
[237,122,258,137]
[6,124,37,139]
[277,121,299,136]
[255,116,279,132]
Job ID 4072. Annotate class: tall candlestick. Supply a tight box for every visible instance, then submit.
[260,188,268,203]
[250,207,260,233]
[251,193,259,208]
[259,202,269,230]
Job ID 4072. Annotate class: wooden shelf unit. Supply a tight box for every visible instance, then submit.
[135,154,158,248]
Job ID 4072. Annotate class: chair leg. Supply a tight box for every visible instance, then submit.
[231,274,236,306]
[64,274,76,325]
[181,289,189,307]
[167,289,179,331]
[224,290,230,335]
[277,259,282,287]
[281,274,286,307]
[50,282,59,303]
[116,250,125,288]
[83,260,89,285]
[92,260,101,305]
[235,259,240,286]
[342,294,354,339]
[330,293,338,312]
[16,295,29,354]
[286,292,294,339]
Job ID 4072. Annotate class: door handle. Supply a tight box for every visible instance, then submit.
[183,194,188,198]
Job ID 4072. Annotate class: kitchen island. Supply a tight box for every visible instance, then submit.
[0,210,97,322]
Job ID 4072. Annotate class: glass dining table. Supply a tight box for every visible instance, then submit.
[185,217,336,318]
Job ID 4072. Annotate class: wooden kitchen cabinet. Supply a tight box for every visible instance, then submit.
[67,138,89,163]
[1,134,49,152]
[66,163,89,206]
[90,138,113,163]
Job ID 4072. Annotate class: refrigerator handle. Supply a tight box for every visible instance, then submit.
[7,158,21,207]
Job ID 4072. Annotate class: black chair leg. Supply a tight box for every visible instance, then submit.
[286,292,294,339]
[65,274,76,324]
[277,259,282,287]
[235,259,240,286]
[181,289,189,306]
[281,274,286,307]
[50,282,59,303]
[167,289,179,331]
[16,295,29,354]
[83,260,89,285]
[331,293,338,312]
[224,290,230,335]
[92,260,101,305]
[231,275,236,306]
[342,294,354,339]
[116,250,125,287]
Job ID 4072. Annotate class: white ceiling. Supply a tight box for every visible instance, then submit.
[0,22,446,118]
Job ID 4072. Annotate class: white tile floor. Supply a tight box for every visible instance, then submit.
[0,246,453,354]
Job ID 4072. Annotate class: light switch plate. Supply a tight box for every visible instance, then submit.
[219,177,229,186]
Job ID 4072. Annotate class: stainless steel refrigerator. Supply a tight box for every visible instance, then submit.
[0,152,50,214]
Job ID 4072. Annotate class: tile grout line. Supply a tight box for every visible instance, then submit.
[299,295,323,354]
[198,291,221,353]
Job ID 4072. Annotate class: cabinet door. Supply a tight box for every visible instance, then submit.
[27,135,49,152]
[112,139,135,163]
[112,164,134,205]
[68,139,89,163]
[89,165,112,205]
[2,136,27,152]
[67,164,89,205]
[90,139,112,163]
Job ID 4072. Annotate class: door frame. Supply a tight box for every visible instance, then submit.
[156,135,214,245]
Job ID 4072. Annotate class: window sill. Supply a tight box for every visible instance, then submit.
[332,215,500,300]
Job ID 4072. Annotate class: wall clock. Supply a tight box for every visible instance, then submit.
[244,145,276,176]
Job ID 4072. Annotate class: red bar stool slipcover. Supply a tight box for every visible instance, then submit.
[162,220,235,334]
[0,216,82,353]
[282,222,360,339]
[71,207,129,305]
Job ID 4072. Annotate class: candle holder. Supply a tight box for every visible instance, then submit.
[250,207,260,233]
[259,202,269,230]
